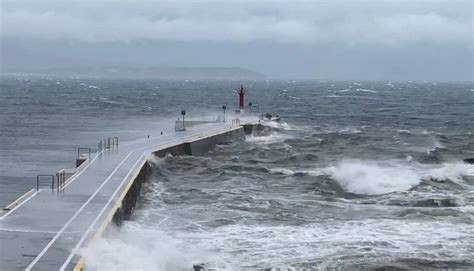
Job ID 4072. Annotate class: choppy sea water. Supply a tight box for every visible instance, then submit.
[1,77,474,270]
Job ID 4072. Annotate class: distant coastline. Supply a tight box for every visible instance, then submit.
[1,66,265,80]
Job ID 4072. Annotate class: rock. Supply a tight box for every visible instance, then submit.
[463,158,474,164]
[193,264,206,271]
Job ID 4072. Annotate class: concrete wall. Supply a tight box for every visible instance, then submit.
[243,123,265,135]
[187,126,245,156]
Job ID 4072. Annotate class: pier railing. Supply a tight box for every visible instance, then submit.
[35,137,119,192]
[36,172,71,192]
[77,147,91,160]
[232,118,240,126]
[98,137,119,152]
[55,169,73,192]
[36,175,55,191]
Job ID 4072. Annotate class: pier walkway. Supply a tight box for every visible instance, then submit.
[0,121,251,271]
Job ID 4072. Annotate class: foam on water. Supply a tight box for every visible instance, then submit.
[268,167,323,177]
[81,223,217,271]
[326,160,420,195]
[326,159,474,195]
[338,127,362,134]
[417,162,474,184]
[427,135,445,153]
[85,218,474,270]
[261,121,293,130]
[245,132,292,145]
[396,129,412,134]
[287,95,303,100]
[355,88,378,93]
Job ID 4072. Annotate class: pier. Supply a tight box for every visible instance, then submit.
[0,120,263,271]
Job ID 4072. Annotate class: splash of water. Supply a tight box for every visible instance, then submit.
[81,223,218,271]
[327,160,420,195]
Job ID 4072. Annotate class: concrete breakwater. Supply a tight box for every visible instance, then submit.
[0,120,264,271]
[79,122,264,269]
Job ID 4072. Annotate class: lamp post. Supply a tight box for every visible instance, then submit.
[248,102,253,114]
[181,110,186,131]
[222,105,227,122]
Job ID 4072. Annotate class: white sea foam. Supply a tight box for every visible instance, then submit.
[417,162,474,184]
[326,160,420,195]
[336,88,378,94]
[81,224,216,271]
[262,121,293,130]
[288,95,302,100]
[427,136,445,153]
[268,167,323,176]
[148,154,168,165]
[395,129,412,134]
[268,167,296,175]
[338,127,362,134]
[91,219,473,270]
[355,88,378,93]
[325,158,474,195]
[245,132,291,145]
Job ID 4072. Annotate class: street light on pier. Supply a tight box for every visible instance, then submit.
[181,110,186,131]
[222,105,227,122]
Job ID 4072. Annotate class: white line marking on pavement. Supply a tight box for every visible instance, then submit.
[60,150,148,271]
[0,190,40,220]
[25,151,133,271]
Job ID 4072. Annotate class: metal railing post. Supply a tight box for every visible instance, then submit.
[36,175,55,191]
[78,147,92,160]
[113,137,119,148]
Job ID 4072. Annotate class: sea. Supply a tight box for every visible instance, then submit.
[1,76,473,270]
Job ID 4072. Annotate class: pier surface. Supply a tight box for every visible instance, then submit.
[0,121,253,271]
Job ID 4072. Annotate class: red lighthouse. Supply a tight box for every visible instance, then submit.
[238,85,245,110]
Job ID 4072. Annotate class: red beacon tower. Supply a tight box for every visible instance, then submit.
[238,85,245,111]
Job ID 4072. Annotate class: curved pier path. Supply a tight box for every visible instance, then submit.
[0,121,256,271]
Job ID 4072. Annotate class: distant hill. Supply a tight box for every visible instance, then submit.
[4,66,265,80]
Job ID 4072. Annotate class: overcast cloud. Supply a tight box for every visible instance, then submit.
[2,0,472,45]
[1,0,473,80]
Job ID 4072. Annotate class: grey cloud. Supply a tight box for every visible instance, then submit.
[2,0,473,46]
[1,0,472,81]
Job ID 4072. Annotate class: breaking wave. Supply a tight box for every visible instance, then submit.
[245,132,292,145]
[261,121,293,130]
[84,218,474,270]
[81,223,215,271]
[326,160,473,195]
[326,160,420,195]
[418,162,474,184]
[268,167,323,177]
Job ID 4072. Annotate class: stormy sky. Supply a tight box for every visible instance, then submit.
[1,0,473,81]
